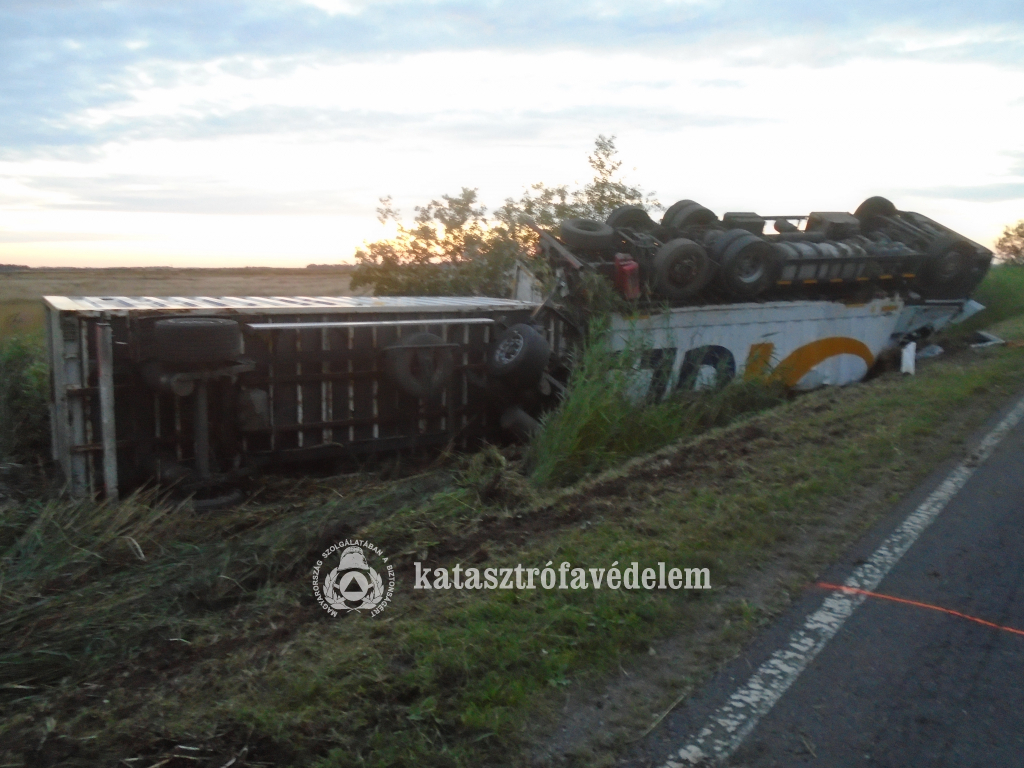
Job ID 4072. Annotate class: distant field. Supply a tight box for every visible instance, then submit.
[0,266,361,338]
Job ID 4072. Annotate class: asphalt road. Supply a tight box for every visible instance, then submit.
[626,392,1024,768]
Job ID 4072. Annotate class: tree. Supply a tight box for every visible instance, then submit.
[995,220,1024,266]
[350,189,517,297]
[351,136,658,296]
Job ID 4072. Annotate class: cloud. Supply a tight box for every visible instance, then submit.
[1,0,1022,270]
[1,89,768,160]
[699,79,744,88]
[0,231,126,243]
[906,182,1024,203]
[57,106,425,147]
[2,0,1023,156]
[16,173,365,215]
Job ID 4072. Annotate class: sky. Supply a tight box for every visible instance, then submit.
[1,1,1023,268]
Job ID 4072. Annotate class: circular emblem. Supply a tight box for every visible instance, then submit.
[313,540,394,617]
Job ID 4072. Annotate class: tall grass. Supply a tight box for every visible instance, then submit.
[0,333,49,463]
[0,487,341,686]
[959,265,1024,332]
[0,491,188,685]
[0,467,464,688]
[529,327,786,486]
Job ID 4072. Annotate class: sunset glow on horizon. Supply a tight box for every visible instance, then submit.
[2,3,1023,268]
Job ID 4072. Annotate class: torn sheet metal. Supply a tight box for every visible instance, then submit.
[970,331,1007,349]
[892,300,977,342]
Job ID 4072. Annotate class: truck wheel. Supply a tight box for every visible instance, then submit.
[716,231,780,299]
[662,200,718,230]
[606,205,655,231]
[854,196,897,231]
[385,332,454,400]
[153,317,242,365]
[661,199,698,226]
[652,239,714,301]
[918,236,977,297]
[488,324,550,385]
[703,227,749,255]
[560,218,616,250]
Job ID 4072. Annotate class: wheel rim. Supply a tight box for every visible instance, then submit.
[668,255,699,287]
[495,332,525,365]
[734,249,766,284]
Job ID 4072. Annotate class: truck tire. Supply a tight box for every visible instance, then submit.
[715,230,780,299]
[918,236,978,297]
[661,199,698,226]
[385,332,454,400]
[560,218,616,250]
[153,317,242,365]
[606,205,655,231]
[703,227,749,257]
[652,239,714,301]
[662,200,718,230]
[488,323,550,385]
[853,196,897,231]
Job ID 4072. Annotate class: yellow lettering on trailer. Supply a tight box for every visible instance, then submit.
[771,337,875,387]
[744,342,776,379]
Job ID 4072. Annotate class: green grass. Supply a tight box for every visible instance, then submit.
[528,326,786,486]
[957,264,1024,332]
[4,330,1024,766]
[0,333,49,463]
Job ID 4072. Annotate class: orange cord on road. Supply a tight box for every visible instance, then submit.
[816,582,1024,638]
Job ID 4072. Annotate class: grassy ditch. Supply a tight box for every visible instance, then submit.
[2,311,1024,766]
[0,333,49,465]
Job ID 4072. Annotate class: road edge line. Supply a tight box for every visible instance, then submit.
[661,392,1024,767]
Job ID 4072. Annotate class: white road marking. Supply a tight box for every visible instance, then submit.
[661,393,1024,767]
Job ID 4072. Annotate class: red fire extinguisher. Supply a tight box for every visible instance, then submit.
[614,253,640,300]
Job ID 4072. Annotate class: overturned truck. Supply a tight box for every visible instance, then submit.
[551,195,991,304]
[45,197,991,499]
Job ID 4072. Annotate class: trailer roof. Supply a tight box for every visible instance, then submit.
[43,295,537,314]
